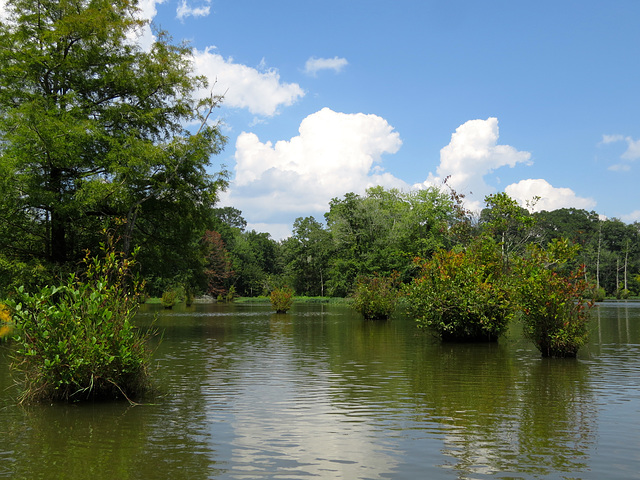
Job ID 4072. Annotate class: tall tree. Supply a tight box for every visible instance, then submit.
[0,0,227,272]
[283,216,331,296]
[324,186,455,296]
[480,192,538,267]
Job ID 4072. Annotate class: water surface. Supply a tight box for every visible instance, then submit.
[2,301,640,479]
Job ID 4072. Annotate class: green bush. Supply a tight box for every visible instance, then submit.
[6,238,152,403]
[161,289,177,309]
[514,239,594,358]
[270,286,294,313]
[184,285,195,306]
[404,239,513,341]
[0,302,12,342]
[585,285,606,302]
[351,273,400,320]
[618,287,630,300]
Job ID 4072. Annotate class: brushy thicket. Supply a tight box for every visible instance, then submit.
[403,235,594,356]
[514,239,594,358]
[6,236,153,403]
[351,273,400,320]
[0,302,11,341]
[404,238,513,342]
[270,286,294,313]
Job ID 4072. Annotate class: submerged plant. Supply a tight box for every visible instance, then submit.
[7,233,153,403]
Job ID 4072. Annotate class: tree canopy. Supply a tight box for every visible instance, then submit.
[0,0,227,289]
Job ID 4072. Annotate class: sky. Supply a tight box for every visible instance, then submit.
[3,0,640,239]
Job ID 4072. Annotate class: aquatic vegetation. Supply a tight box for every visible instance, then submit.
[351,273,400,320]
[6,236,152,403]
[514,239,594,358]
[270,286,294,313]
[404,238,513,341]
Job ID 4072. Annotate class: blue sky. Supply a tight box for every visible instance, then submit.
[7,0,640,239]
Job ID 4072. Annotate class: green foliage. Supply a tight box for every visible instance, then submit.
[351,273,400,320]
[184,285,195,306]
[6,237,152,403]
[617,287,630,300]
[282,216,332,297]
[0,0,227,286]
[161,289,177,309]
[514,239,594,358]
[481,192,538,265]
[324,186,457,296]
[228,229,281,297]
[270,286,294,313]
[404,238,513,341]
[226,285,236,302]
[0,302,12,342]
[583,284,606,302]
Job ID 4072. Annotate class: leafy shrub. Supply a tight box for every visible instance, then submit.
[618,287,630,300]
[184,285,195,306]
[270,286,294,313]
[161,289,177,309]
[404,238,513,341]
[583,284,606,302]
[0,302,11,342]
[514,239,594,358]
[351,273,400,320]
[6,237,152,403]
[226,285,236,302]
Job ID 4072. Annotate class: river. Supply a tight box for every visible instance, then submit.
[1,301,639,479]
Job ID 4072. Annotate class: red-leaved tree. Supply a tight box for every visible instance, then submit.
[202,231,233,297]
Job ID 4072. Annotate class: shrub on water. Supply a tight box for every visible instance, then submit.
[6,234,152,403]
[161,289,177,309]
[270,286,294,313]
[514,239,594,358]
[351,273,400,320]
[404,238,513,341]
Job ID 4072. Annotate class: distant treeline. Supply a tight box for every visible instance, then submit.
[206,187,638,299]
[1,185,638,299]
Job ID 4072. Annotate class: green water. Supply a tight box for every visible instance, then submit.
[2,301,640,479]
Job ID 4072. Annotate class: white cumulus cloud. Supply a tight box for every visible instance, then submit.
[226,108,405,236]
[621,137,640,160]
[193,47,305,117]
[124,0,167,51]
[621,210,640,223]
[304,56,349,76]
[176,0,210,21]
[419,117,532,211]
[505,179,596,212]
[600,134,640,171]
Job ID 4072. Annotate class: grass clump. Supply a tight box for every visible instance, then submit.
[6,233,152,403]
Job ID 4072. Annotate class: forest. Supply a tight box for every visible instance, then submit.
[1,179,638,302]
[203,190,640,301]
